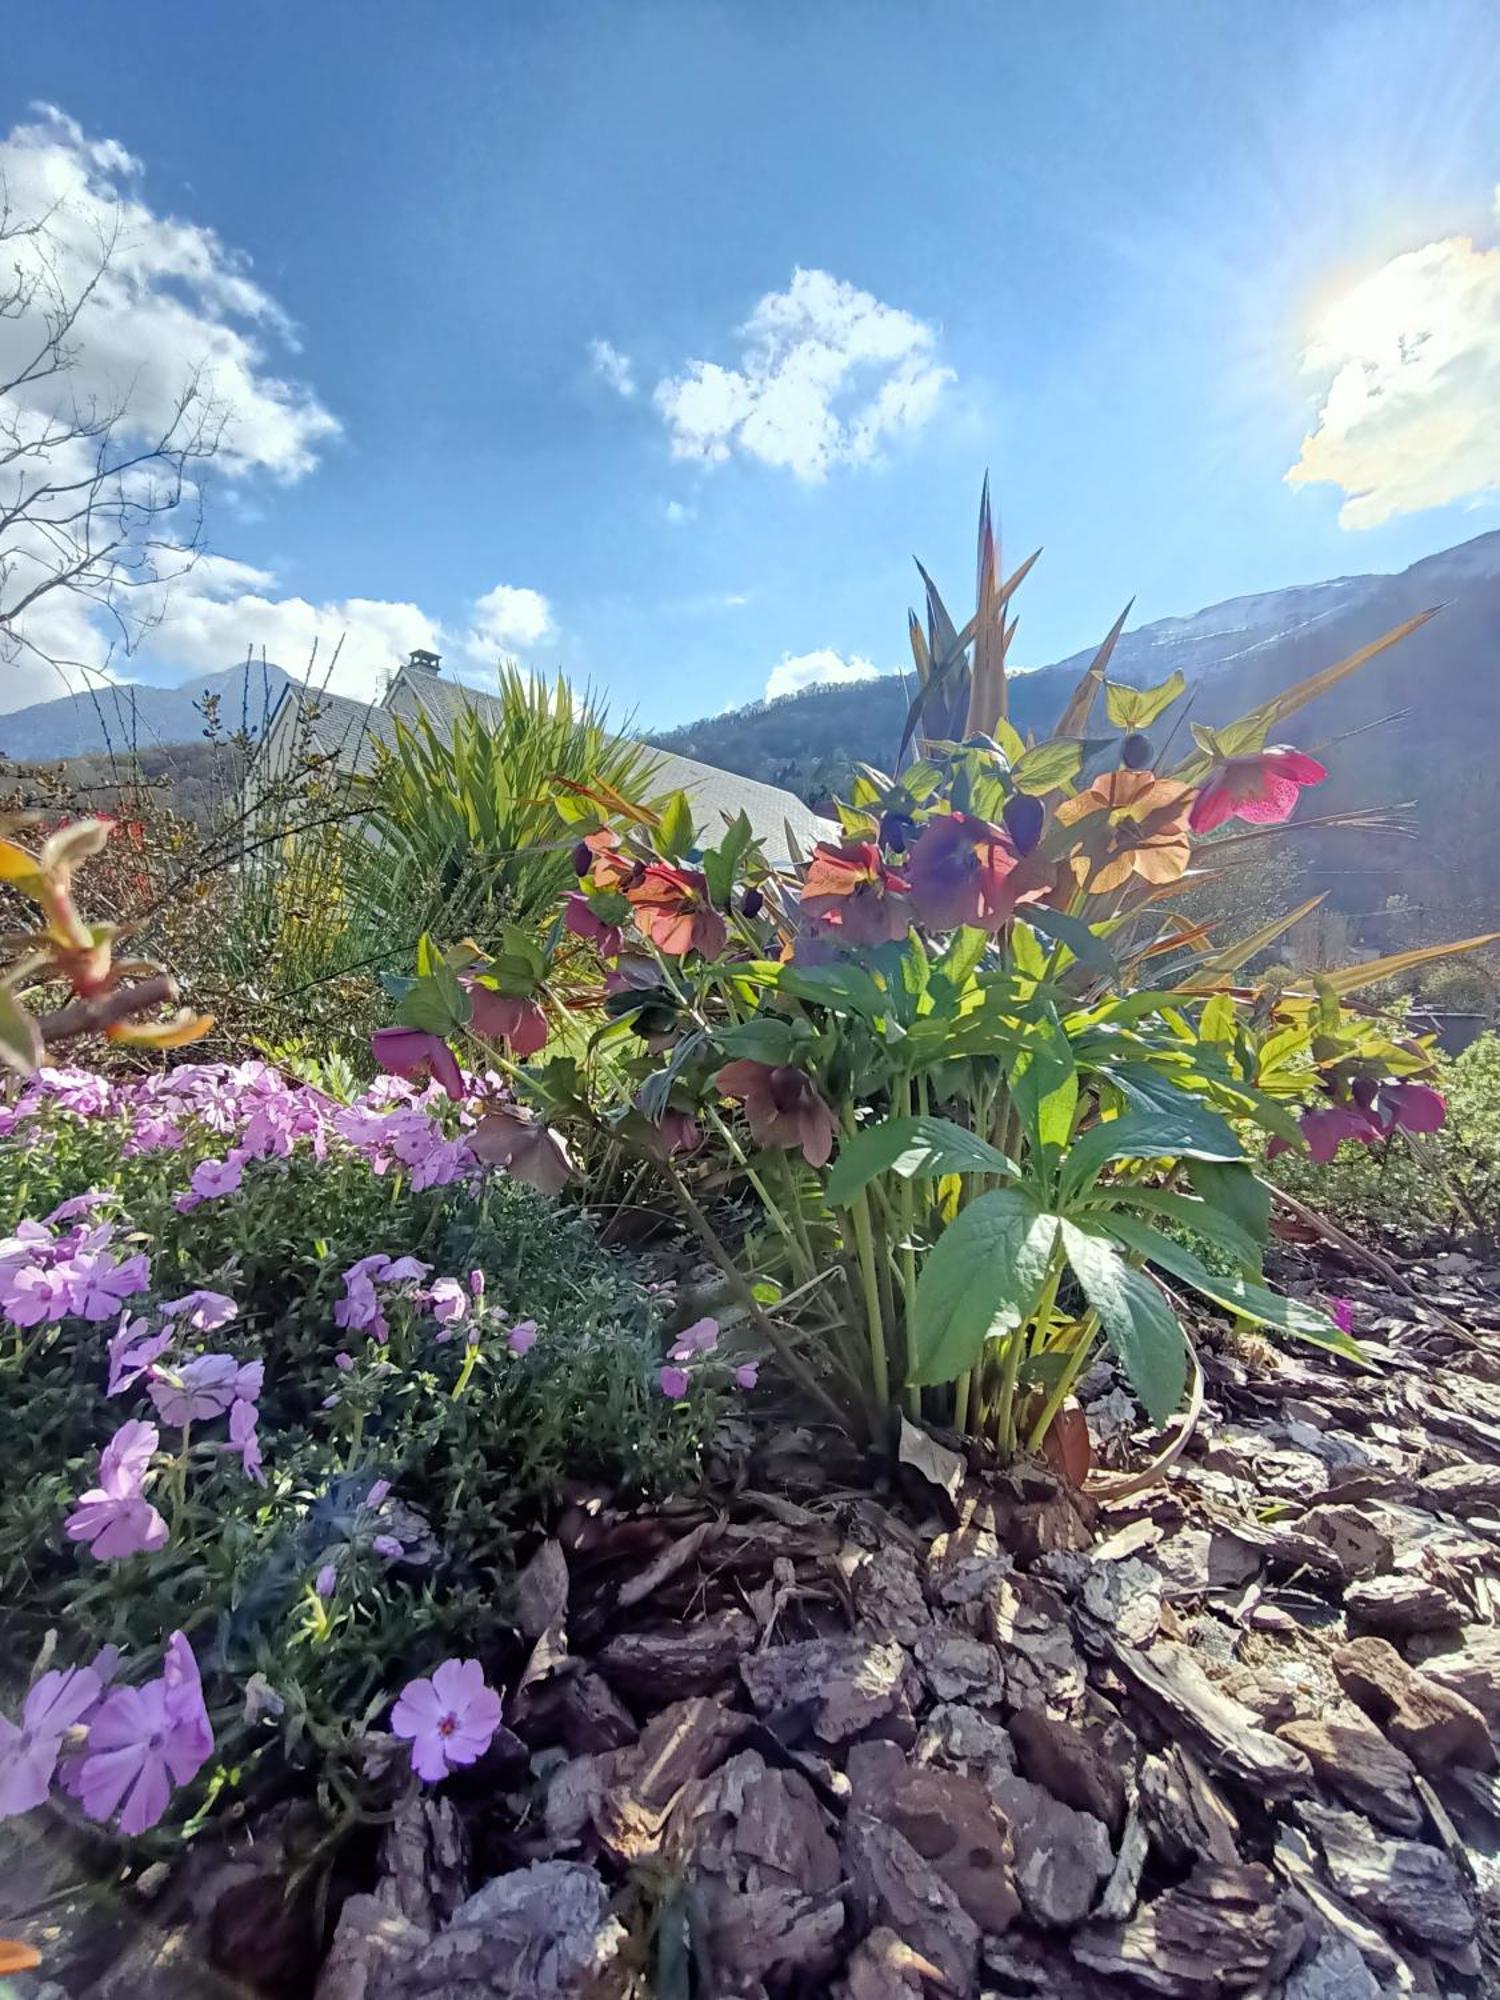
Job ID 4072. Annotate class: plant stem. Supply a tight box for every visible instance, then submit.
[995,1255,1062,1458]
[703,1106,813,1282]
[953,1368,972,1433]
[1025,1309,1100,1452]
[848,1183,891,1414]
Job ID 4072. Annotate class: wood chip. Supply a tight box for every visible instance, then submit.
[1109,1639,1313,1796]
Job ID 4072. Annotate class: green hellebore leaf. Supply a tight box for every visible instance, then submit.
[1060,1220,1188,1426]
[908,1190,1058,1385]
[1100,1214,1362,1360]
[1010,739,1084,795]
[826,1114,1019,1205]
[657,789,696,862]
[1103,670,1186,732]
[702,811,755,907]
[713,1016,815,1067]
[1185,1158,1271,1251]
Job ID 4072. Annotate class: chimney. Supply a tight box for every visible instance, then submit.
[406,648,442,676]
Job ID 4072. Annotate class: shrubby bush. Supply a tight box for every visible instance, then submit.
[0,1060,705,1845]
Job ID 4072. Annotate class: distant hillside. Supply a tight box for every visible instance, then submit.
[655,529,1500,941]
[0,661,291,761]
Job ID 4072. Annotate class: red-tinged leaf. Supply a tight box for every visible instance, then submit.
[1040,1401,1092,1487]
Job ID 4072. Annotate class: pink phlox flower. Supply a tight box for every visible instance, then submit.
[372,1534,404,1560]
[669,1317,719,1361]
[65,1420,169,1561]
[59,1250,151,1322]
[44,1189,112,1226]
[334,1351,355,1372]
[469,1269,485,1300]
[378,1255,431,1284]
[734,1362,760,1390]
[1328,1297,1356,1335]
[123,1115,185,1156]
[229,1400,265,1484]
[0,1261,74,1327]
[658,1365,690,1399]
[506,1320,538,1356]
[390,1659,503,1784]
[0,1664,103,1820]
[367,1478,392,1508]
[107,1317,172,1396]
[428,1278,467,1326]
[149,1353,245,1427]
[174,1153,245,1213]
[77,1632,213,1836]
[162,1289,238,1332]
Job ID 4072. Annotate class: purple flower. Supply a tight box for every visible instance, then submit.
[372,1535,404,1560]
[180,1155,245,1207]
[669,1317,719,1361]
[334,1351,355,1372]
[506,1320,538,1357]
[229,1400,265,1485]
[76,1632,213,1836]
[0,1666,102,1820]
[148,1354,260,1428]
[469,1269,485,1300]
[314,1563,337,1599]
[428,1278,467,1326]
[658,1365,690,1400]
[1,1263,73,1327]
[734,1362,760,1390]
[1328,1297,1356,1335]
[44,1190,111,1226]
[65,1421,168,1562]
[107,1318,172,1396]
[367,1478,392,1508]
[378,1256,431,1284]
[58,1251,151,1322]
[162,1289,238,1333]
[390,1659,503,1783]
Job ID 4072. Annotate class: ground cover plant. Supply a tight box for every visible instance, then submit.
[372,488,1498,1461]
[0,1056,713,1855]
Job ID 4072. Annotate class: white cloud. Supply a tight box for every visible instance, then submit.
[664,498,695,524]
[589,337,637,398]
[0,105,341,708]
[1286,225,1500,528]
[0,105,337,481]
[461,583,555,659]
[764,647,882,702]
[653,268,954,483]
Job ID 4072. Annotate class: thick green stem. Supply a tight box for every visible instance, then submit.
[953,1368,972,1434]
[1025,1309,1100,1452]
[703,1106,814,1283]
[848,1184,891,1413]
[995,1256,1062,1458]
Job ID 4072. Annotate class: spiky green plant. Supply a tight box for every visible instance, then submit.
[349,667,662,953]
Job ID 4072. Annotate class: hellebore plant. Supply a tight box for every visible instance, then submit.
[375,484,1498,1460]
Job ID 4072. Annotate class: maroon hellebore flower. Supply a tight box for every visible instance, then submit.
[628,864,728,959]
[715,1060,837,1168]
[564,892,623,960]
[371,1028,464,1102]
[464,983,548,1057]
[1188,747,1327,834]
[800,841,913,946]
[907,811,1050,932]
[469,1106,572,1195]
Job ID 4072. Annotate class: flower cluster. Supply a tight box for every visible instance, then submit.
[0,1631,213,1835]
[0,1214,148,1329]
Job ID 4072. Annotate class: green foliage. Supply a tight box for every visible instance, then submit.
[352,667,663,949]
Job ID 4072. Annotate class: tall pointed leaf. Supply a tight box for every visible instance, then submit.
[1055,601,1133,738]
[1061,1220,1188,1425]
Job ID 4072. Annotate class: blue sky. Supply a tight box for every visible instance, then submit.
[6,0,1500,725]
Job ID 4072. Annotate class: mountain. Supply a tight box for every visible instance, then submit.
[654,529,1500,941]
[0,661,292,761]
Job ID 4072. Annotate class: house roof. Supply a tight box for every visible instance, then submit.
[261,666,833,862]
